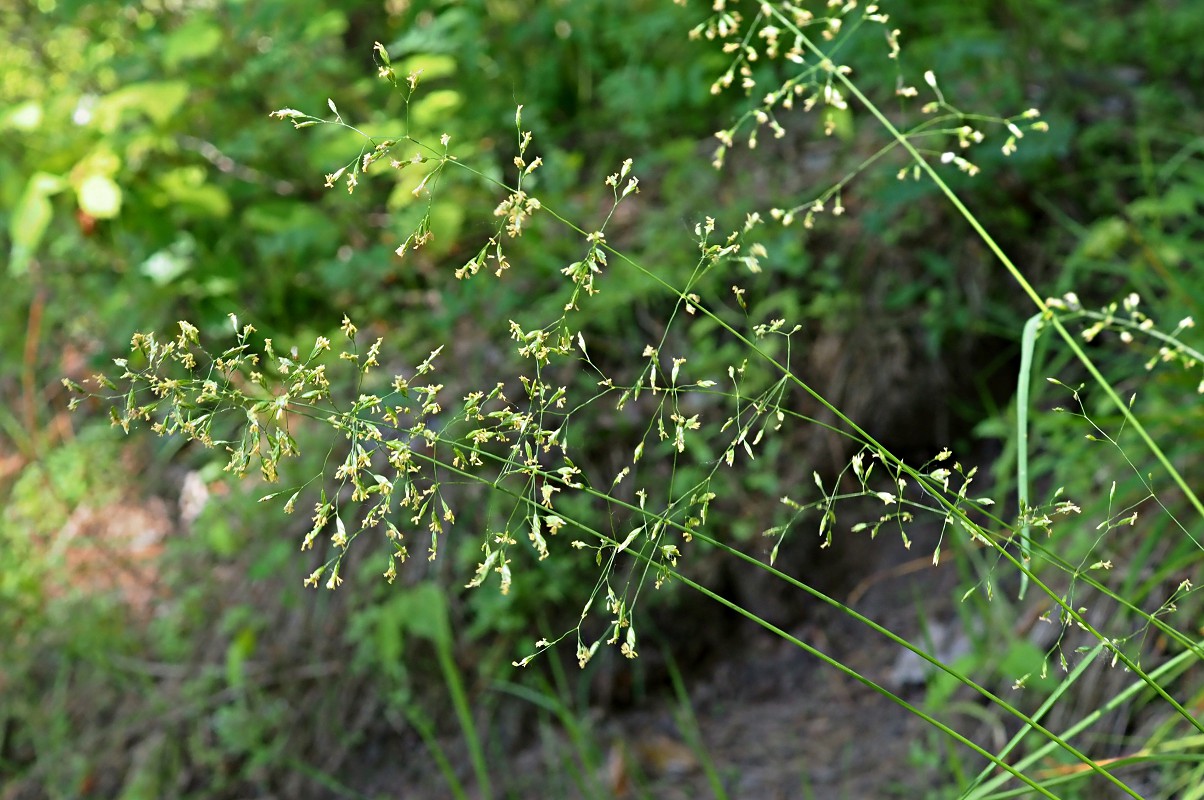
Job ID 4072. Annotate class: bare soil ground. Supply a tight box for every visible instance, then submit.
[352,509,978,800]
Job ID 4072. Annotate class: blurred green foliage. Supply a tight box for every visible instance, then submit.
[2,0,1203,796]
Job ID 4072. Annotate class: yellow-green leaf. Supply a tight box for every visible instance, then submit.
[2,100,43,131]
[77,174,122,219]
[162,19,223,70]
[94,81,190,131]
[10,172,67,276]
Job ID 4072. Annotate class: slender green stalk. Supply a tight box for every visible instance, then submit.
[1016,313,1043,600]
[435,621,493,800]
[673,569,1063,799]
[820,45,1204,527]
[404,709,470,800]
[492,680,600,797]
[962,641,1204,799]
[961,642,1105,798]
[406,448,1143,796]
[665,656,729,800]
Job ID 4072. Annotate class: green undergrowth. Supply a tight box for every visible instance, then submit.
[5,1,1204,797]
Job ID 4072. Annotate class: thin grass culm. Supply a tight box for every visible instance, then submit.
[65,2,1204,798]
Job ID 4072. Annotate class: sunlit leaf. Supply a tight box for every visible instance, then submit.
[77,174,122,219]
[9,172,66,276]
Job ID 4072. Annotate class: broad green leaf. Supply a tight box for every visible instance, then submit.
[2,100,43,131]
[243,201,331,233]
[156,167,231,218]
[162,18,223,70]
[411,89,463,128]
[399,54,457,82]
[823,105,855,142]
[302,9,348,42]
[9,172,67,276]
[397,581,451,648]
[77,174,122,219]
[224,626,257,690]
[1077,216,1127,260]
[93,81,190,131]
[140,248,192,284]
